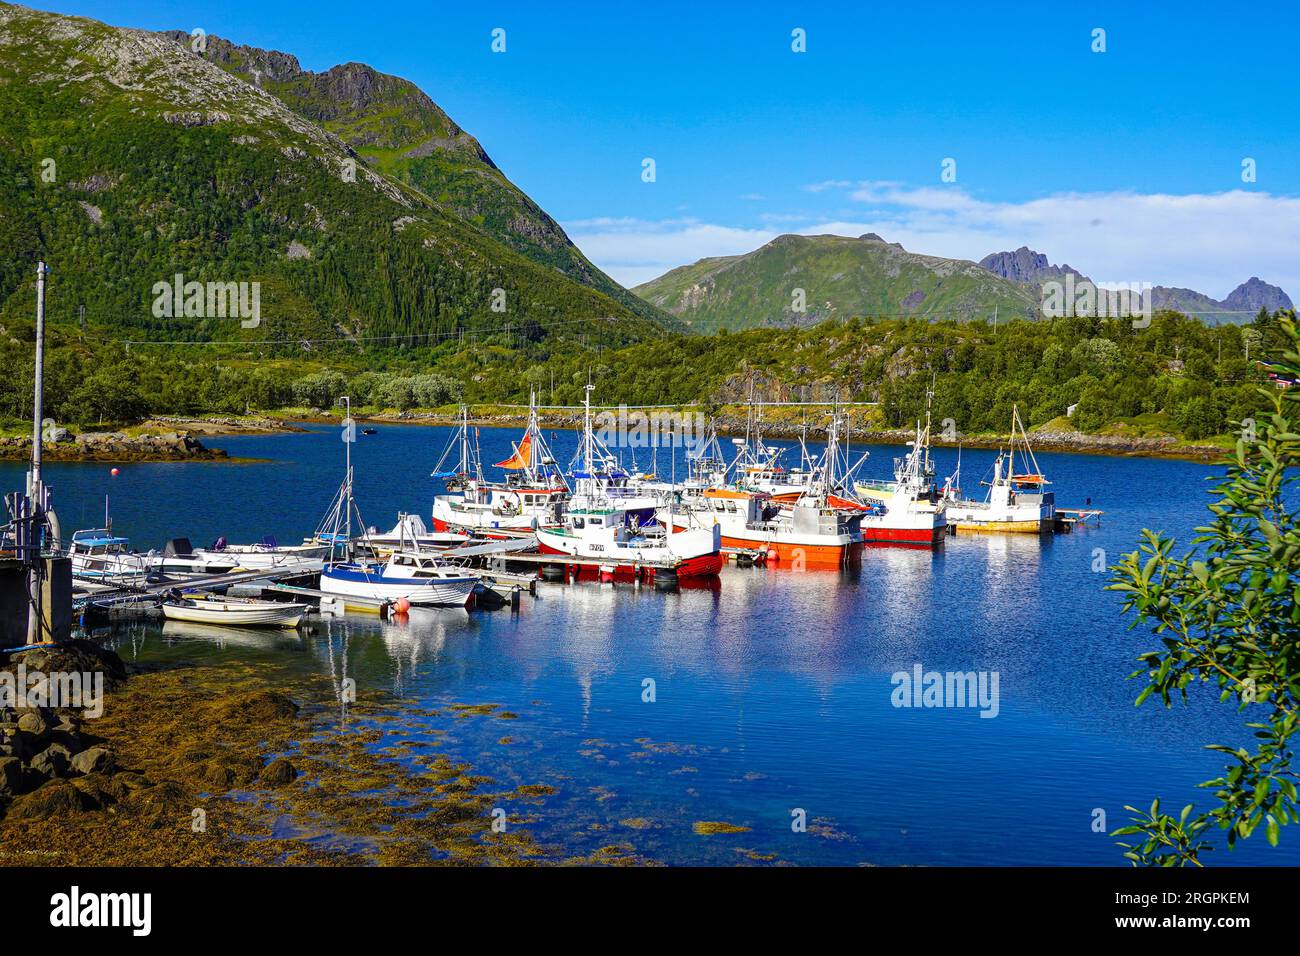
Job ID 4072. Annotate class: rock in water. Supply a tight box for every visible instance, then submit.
[259,758,298,787]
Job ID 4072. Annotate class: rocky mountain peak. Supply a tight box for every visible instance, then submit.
[1222,276,1293,312]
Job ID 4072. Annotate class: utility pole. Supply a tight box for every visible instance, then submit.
[27,261,60,645]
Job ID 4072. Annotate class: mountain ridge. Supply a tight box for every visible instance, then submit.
[0,3,673,347]
[979,245,1291,320]
[633,233,1038,332]
[156,29,668,326]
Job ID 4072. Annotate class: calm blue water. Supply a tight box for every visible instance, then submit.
[3,423,1291,866]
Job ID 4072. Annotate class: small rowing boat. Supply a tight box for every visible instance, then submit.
[160,594,308,628]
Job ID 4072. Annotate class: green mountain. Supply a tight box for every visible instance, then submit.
[159,30,665,326]
[633,233,1038,332]
[0,3,670,348]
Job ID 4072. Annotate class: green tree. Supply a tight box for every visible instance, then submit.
[1107,313,1300,866]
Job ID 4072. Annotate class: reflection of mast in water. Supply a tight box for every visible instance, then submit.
[322,617,353,720]
[578,670,592,725]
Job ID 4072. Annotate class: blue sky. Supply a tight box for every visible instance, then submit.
[40,0,1300,294]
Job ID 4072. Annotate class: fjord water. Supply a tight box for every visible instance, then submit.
[5,423,1293,866]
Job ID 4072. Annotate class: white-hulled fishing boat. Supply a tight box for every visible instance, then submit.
[430,400,569,535]
[943,405,1055,534]
[160,594,308,628]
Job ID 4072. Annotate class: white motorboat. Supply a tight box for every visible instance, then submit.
[191,534,329,571]
[148,537,239,577]
[318,395,480,609]
[67,529,150,583]
[320,551,479,607]
[160,594,308,628]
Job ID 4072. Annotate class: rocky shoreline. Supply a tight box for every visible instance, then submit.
[0,430,227,462]
[0,639,643,866]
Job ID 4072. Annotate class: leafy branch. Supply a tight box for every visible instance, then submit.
[1107,312,1300,866]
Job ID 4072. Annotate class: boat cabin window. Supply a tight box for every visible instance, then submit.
[725,501,737,513]
[572,518,585,529]
[589,517,603,526]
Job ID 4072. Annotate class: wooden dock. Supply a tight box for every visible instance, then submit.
[1055,508,1104,532]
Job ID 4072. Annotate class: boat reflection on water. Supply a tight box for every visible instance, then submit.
[159,620,305,649]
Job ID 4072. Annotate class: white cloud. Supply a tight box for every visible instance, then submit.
[567,188,1300,297]
[564,217,774,287]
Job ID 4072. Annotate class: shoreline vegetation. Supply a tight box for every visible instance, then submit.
[78,407,1230,463]
[5,310,1292,464]
[0,406,1232,464]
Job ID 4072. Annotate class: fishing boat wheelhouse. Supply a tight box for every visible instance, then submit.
[430,400,569,535]
[853,396,948,547]
[943,405,1055,534]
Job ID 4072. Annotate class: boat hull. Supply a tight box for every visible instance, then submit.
[535,524,723,580]
[161,601,306,628]
[860,523,947,547]
[951,517,1052,535]
[320,565,477,607]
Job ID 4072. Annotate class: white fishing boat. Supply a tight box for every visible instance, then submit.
[942,405,1055,534]
[536,504,722,580]
[160,594,308,628]
[853,395,948,547]
[430,400,569,535]
[660,405,869,565]
[728,398,816,502]
[537,385,721,579]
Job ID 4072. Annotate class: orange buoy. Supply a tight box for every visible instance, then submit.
[766,548,779,562]
[394,597,411,614]
[110,468,120,476]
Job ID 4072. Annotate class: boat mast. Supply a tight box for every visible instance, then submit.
[1007,404,1018,482]
[459,404,470,475]
[340,394,353,557]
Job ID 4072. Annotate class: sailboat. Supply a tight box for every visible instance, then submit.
[943,405,1055,534]
[319,397,480,607]
[430,399,569,536]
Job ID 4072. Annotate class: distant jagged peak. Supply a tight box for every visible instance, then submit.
[978,247,1086,285]
[1223,276,1293,312]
